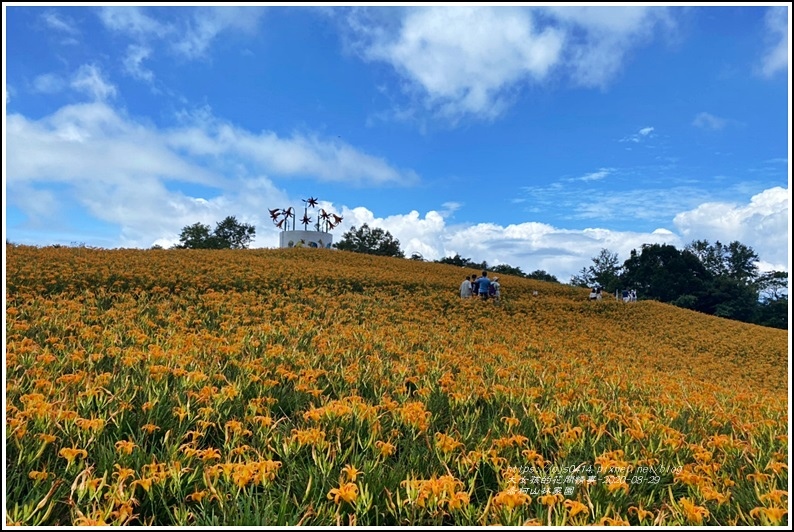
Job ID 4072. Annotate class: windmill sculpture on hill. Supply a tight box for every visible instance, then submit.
[269,196,342,234]
[269,207,295,231]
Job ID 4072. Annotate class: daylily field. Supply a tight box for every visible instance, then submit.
[5,244,789,526]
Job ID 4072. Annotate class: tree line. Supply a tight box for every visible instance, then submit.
[172,217,787,330]
[569,241,787,330]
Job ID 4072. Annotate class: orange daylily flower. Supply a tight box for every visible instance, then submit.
[328,482,358,505]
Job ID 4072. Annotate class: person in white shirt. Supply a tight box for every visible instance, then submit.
[459,275,473,298]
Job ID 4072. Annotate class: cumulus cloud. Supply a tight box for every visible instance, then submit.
[673,186,789,271]
[331,205,689,282]
[335,183,787,283]
[692,112,727,131]
[345,6,676,123]
[759,6,788,77]
[349,6,564,121]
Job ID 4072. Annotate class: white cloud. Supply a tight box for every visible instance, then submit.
[94,6,266,89]
[98,6,172,38]
[7,103,216,186]
[335,185,787,283]
[165,116,419,186]
[692,112,727,131]
[540,6,675,89]
[123,45,154,82]
[345,6,676,123]
[32,73,66,94]
[6,102,418,248]
[70,64,117,101]
[172,7,265,60]
[575,168,613,182]
[331,205,688,282]
[620,126,655,143]
[6,92,786,280]
[760,6,788,77]
[673,186,789,272]
[350,6,564,121]
[40,10,80,35]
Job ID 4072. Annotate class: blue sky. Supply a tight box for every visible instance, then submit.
[3,4,790,283]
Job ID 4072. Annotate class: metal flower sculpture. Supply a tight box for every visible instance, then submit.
[318,209,330,232]
[269,207,294,230]
[282,207,295,231]
[318,209,344,232]
[270,196,342,234]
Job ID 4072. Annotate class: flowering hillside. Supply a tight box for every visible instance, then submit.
[5,244,788,526]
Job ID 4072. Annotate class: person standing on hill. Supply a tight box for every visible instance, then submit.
[460,275,473,298]
[471,274,480,297]
[491,276,501,302]
[477,271,491,301]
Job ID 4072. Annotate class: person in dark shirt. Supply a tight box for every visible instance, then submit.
[470,274,479,296]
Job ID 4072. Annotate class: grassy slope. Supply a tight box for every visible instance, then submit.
[5,245,789,526]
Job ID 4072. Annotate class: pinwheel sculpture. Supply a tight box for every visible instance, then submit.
[269,207,295,231]
[318,209,344,232]
[299,197,316,230]
[270,196,342,233]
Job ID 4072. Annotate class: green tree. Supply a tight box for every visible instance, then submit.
[570,248,622,292]
[435,254,486,269]
[334,223,405,258]
[436,254,469,267]
[175,216,256,249]
[176,222,216,249]
[526,270,559,283]
[700,276,759,322]
[756,270,788,302]
[569,266,593,288]
[491,264,525,277]
[591,249,622,292]
[685,239,759,285]
[620,244,712,304]
[686,239,727,277]
[213,216,256,249]
[751,270,788,330]
[724,241,759,284]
